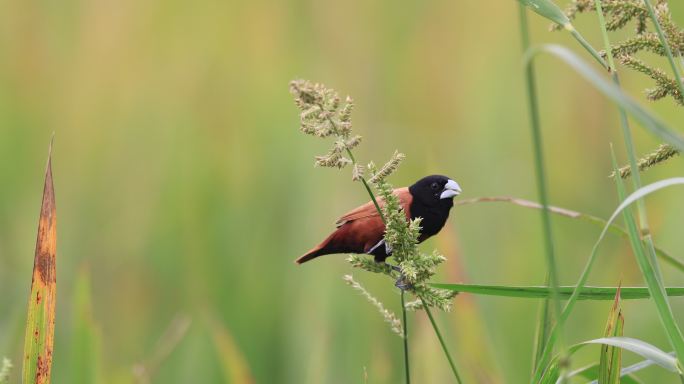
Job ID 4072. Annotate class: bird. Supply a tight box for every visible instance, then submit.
[296,175,461,265]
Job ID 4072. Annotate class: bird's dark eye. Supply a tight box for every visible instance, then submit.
[430,182,439,190]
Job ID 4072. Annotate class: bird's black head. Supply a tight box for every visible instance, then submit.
[408,175,462,207]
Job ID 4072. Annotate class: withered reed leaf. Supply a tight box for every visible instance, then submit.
[22,143,57,384]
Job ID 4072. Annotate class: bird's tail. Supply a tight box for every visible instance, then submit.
[295,232,338,264]
[295,247,325,264]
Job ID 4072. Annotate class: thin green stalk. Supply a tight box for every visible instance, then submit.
[532,276,552,374]
[420,297,463,383]
[345,148,386,224]
[642,0,684,102]
[568,27,608,69]
[519,5,566,379]
[401,290,410,384]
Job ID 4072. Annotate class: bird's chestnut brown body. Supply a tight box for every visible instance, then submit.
[296,175,461,264]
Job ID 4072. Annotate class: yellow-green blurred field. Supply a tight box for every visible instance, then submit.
[2,1,684,383]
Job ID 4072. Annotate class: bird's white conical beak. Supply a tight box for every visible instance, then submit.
[440,179,462,199]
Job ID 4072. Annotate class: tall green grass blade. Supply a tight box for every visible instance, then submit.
[523,45,684,152]
[456,196,684,272]
[532,277,553,374]
[599,287,624,384]
[22,144,57,384]
[419,297,462,383]
[430,284,684,300]
[518,7,567,377]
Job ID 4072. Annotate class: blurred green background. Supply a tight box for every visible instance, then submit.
[1,1,684,382]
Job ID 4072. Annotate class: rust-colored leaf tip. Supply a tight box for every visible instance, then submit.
[22,139,57,384]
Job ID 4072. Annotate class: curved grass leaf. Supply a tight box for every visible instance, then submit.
[584,338,679,373]
[545,337,680,383]
[589,352,675,383]
[22,145,57,384]
[607,178,684,227]
[524,45,684,152]
[430,284,684,300]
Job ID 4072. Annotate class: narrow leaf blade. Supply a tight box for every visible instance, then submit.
[599,286,624,383]
[22,148,57,384]
[430,284,684,300]
[585,337,679,372]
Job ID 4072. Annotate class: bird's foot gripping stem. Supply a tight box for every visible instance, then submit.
[381,262,412,290]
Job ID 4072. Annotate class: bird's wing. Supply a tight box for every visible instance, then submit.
[335,187,412,227]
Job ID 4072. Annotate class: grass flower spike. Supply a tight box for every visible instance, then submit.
[343,275,404,337]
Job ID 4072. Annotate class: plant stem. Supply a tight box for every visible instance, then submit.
[531,276,552,373]
[568,27,608,69]
[401,290,410,384]
[518,5,566,380]
[420,297,462,383]
[642,0,684,102]
[344,148,386,224]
